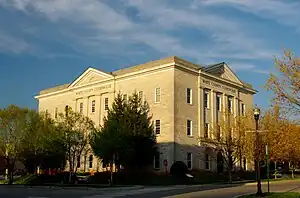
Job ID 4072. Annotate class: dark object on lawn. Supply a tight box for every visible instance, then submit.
[170,161,188,177]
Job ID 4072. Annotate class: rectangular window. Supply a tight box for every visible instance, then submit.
[205,154,210,170]
[187,88,192,104]
[241,103,245,116]
[123,94,127,101]
[204,90,209,108]
[155,120,161,135]
[89,155,93,168]
[204,123,209,138]
[104,98,109,110]
[138,91,143,99]
[216,94,221,111]
[77,156,80,168]
[55,108,58,119]
[65,105,69,117]
[187,152,192,169]
[155,88,161,103]
[91,100,95,113]
[228,96,233,113]
[187,120,192,136]
[216,125,221,140]
[154,152,160,169]
[80,102,83,114]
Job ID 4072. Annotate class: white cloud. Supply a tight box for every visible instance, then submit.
[0,0,281,73]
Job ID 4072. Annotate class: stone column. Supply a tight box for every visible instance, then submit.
[211,90,216,139]
[199,87,205,138]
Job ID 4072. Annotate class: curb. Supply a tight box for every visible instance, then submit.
[0,185,145,191]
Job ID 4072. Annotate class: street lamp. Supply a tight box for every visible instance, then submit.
[254,107,263,196]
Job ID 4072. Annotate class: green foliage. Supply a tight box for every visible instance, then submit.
[91,92,157,170]
[0,105,34,183]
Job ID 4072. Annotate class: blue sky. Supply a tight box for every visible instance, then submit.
[1,0,299,110]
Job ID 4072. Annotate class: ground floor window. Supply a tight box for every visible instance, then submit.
[77,156,80,168]
[153,152,160,169]
[205,154,210,170]
[187,152,192,169]
[89,155,93,168]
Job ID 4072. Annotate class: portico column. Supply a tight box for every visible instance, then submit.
[211,90,216,139]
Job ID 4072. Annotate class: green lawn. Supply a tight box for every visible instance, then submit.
[239,192,300,198]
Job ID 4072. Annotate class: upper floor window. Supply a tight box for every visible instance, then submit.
[155,88,161,103]
[241,103,246,116]
[216,94,221,111]
[204,90,210,109]
[187,120,192,136]
[216,124,221,140]
[104,98,109,111]
[155,120,161,135]
[187,88,192,104]
[91,100,95,113]
[123,94,128,101]
[204,123,209,138]
[65,105,69,117]
[228,96,233,113]
[55,107,58,119]
[80,102,83,114]
[187,152,192,169]
[138,91,143,100]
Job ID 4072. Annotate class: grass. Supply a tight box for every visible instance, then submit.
[239,192,300,198]
[262,177,300,183]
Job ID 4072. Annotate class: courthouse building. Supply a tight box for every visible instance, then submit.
[35,56,256,173]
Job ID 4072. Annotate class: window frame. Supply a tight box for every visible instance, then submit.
[204,89,210,109]
[204,123,209,138]
[80,102,84,114]
[187,120,192,136]
[155,88,161,103]
[91,100,96,113]
[104,98,109,111]
[155,120,161,135]
[187,88,192,104]
[187,152,192,169]
[153,152,160,169]
[205,154,210,170]
[89,155,93,169]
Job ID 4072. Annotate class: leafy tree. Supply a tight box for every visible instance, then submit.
[0,105,31,184]
[266,49,300,115]
[56,107,96,183]
[20,110,61,173]
[91,92,157,175]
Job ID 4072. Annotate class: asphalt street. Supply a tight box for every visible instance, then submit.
[1,180,300,198]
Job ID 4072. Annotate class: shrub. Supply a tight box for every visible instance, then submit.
[170,161,188,178]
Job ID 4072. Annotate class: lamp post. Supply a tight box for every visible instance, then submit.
[254,107,263,196]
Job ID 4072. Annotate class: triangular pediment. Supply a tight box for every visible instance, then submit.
[69,67,114,88]
[203,62,243,85]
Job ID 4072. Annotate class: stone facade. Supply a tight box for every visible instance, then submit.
[35,56,256,173]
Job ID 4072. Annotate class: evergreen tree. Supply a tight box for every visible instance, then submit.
[91,92,157,171]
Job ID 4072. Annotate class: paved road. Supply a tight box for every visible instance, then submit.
[1,180,300,198]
